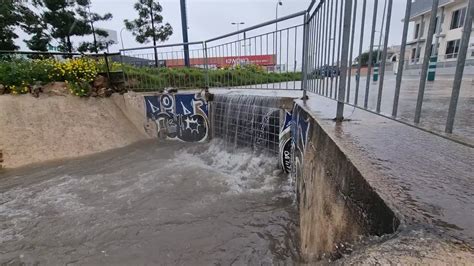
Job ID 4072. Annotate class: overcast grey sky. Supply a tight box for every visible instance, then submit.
[14,0,407,63]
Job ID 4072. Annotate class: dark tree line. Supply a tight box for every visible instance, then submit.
[1,0,173,53]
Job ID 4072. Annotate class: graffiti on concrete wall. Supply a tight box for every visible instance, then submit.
[291,104,311,177]
[145,93,209,142]
[279,110,292,173]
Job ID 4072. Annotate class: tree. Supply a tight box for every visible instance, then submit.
[354,50,382,67]
[76,0,113,53]
[124,0,173,66]
[41,0,90,53]
[0,0,23,50]
[19,3,51,51]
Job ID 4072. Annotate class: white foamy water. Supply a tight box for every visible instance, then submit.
[172,139,284,194]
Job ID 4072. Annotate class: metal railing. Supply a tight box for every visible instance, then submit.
[119,11,306,91]
[302,0,473,145]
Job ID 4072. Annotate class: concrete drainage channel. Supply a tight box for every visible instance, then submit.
[1,91,445,264]
[144,91,399,262]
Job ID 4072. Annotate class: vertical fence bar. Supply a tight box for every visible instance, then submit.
[445,0,473,133]
[294,27,298,90]
[301,13,310,99]
[309,14,316,92]
[346,0,357,103]
[375,0,392,113]
[329,0,336,98]
[355,0,367,106]
[373,0,387,82]
[414,0,439,124]
[203,42,209,87]
[392,0,412,117]
[313,12,320,93]
[318,6,323,94]
[336,0,353,121]
[326,1,334,97]
[324,1,330,96]
[335,0,344,99]
[364,0,379,108]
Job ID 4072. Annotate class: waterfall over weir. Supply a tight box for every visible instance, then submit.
[210,95,284,155]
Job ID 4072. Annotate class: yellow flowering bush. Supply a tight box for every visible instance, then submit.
[50,57,98,83]
[0,56,102,97]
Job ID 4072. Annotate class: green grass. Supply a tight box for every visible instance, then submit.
[123,65,301,91]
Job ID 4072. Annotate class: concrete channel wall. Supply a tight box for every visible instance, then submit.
[291,103,399,261]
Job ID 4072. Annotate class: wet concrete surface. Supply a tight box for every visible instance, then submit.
[0,140,299,265]
[294,95,474,247]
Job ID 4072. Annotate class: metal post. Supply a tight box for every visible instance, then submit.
[445,0,473,133]
[346,0,358,102]
[364,0,379,108]
[104,52,111,80]
[180,0,190,67]
[392,0,412,117]
[376,0,392,113]
[336,0,353,121]
[414,0,439,124]
[203,42,209,87]
[373,0,388,82]
[301,13,310,100]
[354,0,367,106]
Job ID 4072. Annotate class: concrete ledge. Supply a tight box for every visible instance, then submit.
[293,94,474,262]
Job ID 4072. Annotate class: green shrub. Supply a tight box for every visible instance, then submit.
[66,80,91,97]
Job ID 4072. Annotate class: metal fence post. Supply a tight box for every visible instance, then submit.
[203,42,210,88]
[301,13,310,100]
[376,0,393,113]
[104,52,111,80]
[364,0,379,109]
[445,0,473,133]
[392,0,412,117]
[336,0,353,121]
[414,0,439,124]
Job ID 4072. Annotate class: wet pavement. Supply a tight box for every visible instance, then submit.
[295,95,474,246]
[0,140,299,265]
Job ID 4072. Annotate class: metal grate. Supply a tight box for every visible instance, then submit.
[211,95,282,155]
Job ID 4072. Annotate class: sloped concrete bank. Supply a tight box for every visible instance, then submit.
[0,93,149,169]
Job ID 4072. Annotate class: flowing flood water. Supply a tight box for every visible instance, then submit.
[0,140,299,265]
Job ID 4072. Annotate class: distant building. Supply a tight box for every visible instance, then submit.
[407,0,473,65]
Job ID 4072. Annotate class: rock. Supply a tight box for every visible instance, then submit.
[31,83,43,98]
[97,87,113,98]
[0,84,5,95]
[93,75,108,89]
[43,82,69,96]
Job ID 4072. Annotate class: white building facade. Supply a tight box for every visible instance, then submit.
[408,0,473,67]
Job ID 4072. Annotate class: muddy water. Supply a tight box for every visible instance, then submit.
[0,140,299,265]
